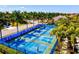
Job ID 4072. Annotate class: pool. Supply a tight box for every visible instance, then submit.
[1,24,57,54]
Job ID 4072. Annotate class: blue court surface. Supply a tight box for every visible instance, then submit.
[0,24,57,54]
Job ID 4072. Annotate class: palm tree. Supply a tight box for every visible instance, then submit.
[4,11,12,27]
[21,11,29,29]
[29,12,35,26]
[70,34,76,53]
[0,23,3,39]
[0,12,4,39]
[50,27,62,53]
[11,11,23,33]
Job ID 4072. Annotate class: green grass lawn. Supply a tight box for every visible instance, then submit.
[0,44,23,54]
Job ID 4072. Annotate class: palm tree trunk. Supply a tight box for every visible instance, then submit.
[27,23,28,29]
[26,20,28,29]
[33,20,34,26]
[16,22,19,33]
[56,33,61,53]
[67,36,73,54]
[41,19,43,24]
[74,38,77,53]
[57,36,62,53]
[0,29,2,39]
[38,19,39,24]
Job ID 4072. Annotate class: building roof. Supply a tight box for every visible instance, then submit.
[53,15,67,21]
